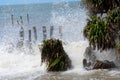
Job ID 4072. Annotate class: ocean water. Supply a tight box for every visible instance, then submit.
[0,1,120,80]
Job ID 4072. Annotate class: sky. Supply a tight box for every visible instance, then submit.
[0,0,79,5]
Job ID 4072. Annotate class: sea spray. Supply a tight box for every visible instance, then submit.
[1,1,120,80]
[50,2,88,42]
[64,41,89,70]
[0,42,47,77]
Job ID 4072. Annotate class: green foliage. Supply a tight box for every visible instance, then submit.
[106,7,120,38]
[116,41,120,49]
[81,0,120,51]
[84,16,116,50]
[41,39,72,71]
[81,0,120,15]
[116,41,120,53]
[107,7,120,24]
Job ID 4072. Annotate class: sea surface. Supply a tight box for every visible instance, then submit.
[0,1,120,80]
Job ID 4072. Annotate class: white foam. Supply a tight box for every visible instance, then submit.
[0,41,89,77]
[0,44,47,77]
[50,3,88,41]
[63,41,89,72]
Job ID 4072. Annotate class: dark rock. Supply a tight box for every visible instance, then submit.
[93,60,115,69]
[84,46,96,65]
[83,59,115,70]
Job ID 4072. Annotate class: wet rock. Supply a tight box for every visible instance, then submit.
[84,46,96,65]
[83,59,115,70]
[93,60,115,69]
[83,46,115,70]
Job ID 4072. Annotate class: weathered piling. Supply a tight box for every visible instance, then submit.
[20,16,23,25]
[27,14,29,24]
[50,26,54,39]
[11,15,14,27]
[42,26,47,40]
[59,26,62,40]
[28,30,32,42]
[19,27,24,41]
[16,27,24,48]
[33,26,37,41]
[17,20,20,26]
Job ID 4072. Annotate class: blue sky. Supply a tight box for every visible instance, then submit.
[0,0,79,5]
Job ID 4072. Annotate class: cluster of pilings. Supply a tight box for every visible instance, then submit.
[11,14,63,42]
[10,14,63,53]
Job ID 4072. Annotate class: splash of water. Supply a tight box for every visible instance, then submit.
[50,2,88,41]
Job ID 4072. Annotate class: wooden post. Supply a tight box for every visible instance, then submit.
[20,16,23,25]
[19,27,24,41]
[28,30,31,42]
[27,14,29,24]
[50,26,54,39]
[11,15,14,27]
[17,20,20,26]
[33,26,37,41]
[42,26,47,40]
[59,26,62,40]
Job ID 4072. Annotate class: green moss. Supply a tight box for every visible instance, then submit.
[41,39,72,71]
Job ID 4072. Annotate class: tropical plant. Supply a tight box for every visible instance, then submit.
[84,16,115,50]
[107,7,120,24]
[41,39,72,71]
[81,0,120,15]
[82,0,120,51]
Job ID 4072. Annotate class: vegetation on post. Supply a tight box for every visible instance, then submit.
[41,39,72,71]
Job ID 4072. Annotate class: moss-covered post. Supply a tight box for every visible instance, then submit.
[41,39,72,71]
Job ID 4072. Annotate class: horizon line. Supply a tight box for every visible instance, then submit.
[0,0,79,6]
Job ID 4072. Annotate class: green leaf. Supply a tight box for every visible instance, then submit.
[49,58,60,68]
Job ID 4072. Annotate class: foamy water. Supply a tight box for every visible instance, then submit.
[0,41,88,78]
[0,41,120,80]
[0,1,120,80]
